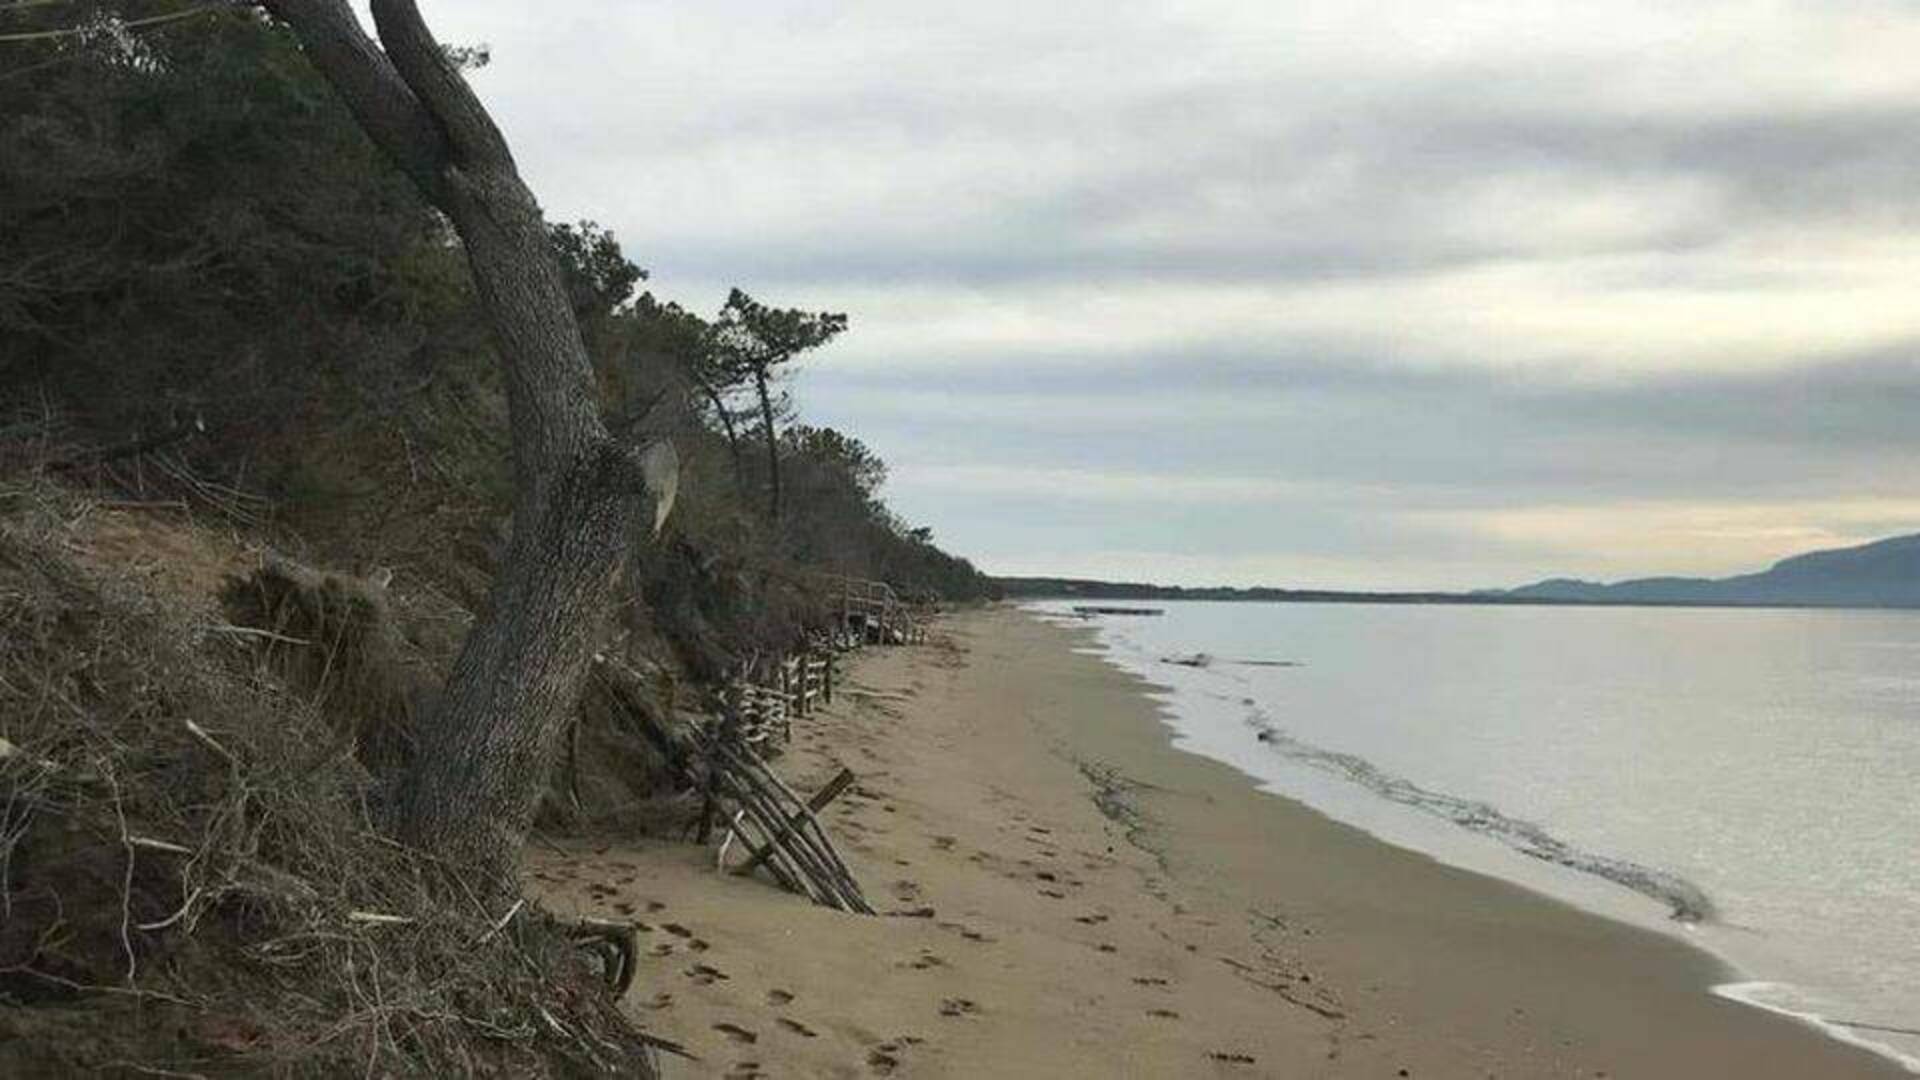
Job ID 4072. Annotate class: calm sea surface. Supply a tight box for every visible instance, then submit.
[1030,599,1920,1072]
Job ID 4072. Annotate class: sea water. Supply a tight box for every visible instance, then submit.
[1029,599,1920,1073]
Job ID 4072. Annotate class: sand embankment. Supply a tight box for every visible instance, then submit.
[534,606,1903,1078]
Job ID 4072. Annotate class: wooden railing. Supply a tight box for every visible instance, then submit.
[725,649,837,749]
[811,572,934,647]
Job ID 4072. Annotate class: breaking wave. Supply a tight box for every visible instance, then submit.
[1230,696,1716,923]
[1713,983,1920,1075]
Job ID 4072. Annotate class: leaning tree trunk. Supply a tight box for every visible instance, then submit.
[696,379,748,490]
[754,368,782,521]
[267,0,675,888]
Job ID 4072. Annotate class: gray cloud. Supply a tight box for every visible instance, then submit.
[501,53,1920,290]
[802,347,1920,582]
[809,344,1920,462]
[397,0,1920,586]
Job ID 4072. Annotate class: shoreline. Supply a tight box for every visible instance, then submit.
[1047,597,1920,1076]
[1045,604,1920,1077]
[534,605,1905,1077]
[1003,605,1908,1077]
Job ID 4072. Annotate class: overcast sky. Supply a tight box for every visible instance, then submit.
[401,1,1920,589]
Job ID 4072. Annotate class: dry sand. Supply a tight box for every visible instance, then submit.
[533,606,1904,1078]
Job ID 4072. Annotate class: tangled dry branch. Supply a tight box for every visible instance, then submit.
[0,481,655,1077]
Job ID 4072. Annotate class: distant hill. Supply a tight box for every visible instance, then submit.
[1488,532,1920,608]
[996,531,1920,610]
[991,577,1480,605]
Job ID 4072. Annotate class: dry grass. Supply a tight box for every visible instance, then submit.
[0,480,656,1077]
[220,555,431,786]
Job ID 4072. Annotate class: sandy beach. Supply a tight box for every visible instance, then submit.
[533,606,1904,1078]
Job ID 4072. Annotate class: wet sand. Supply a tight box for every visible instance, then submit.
[533,605,1905,1077]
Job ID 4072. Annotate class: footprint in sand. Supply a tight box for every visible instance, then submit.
[649,943,675,957]
[1074,913,1110,925]
[766,989,794,1006]
[724,1060,763,1079]
[930,835,957,851]
[938,997,980,1018]
[865,1036,924,1076]
[689,938,711,952]
[638,991,673,1010]
[686,963,730,985]
[713,1023,758,1044]
[1096,943,1118,953]
[777,1017,819,1038]
[901,951,945,971]
[1209,1051,1257,1065]
[645,900,667,913]
[661,922,694,938]
[1132,977,1170,987]
[1038,888,1066,899]
[1147,1009,1181,1020]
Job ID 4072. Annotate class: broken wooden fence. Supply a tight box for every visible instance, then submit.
[699,725,872,914]
[726,649,836,749]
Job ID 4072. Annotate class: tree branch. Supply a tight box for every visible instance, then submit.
[274,0,605,477]
[367,0,514,170]
[261,0,449,200]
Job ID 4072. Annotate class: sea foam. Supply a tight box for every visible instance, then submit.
[1227,692,1717,922]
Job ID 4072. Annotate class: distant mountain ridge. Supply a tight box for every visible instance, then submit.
[1488,532,1920,608]
[996,531,1920,609]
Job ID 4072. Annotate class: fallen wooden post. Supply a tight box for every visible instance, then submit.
[696,712,874,914]
[713,748,865,910]
[729,748,870,910]
[733,767,857,877]
[695,710,737,844]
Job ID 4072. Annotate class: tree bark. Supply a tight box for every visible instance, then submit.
[266,0,674,889]
[754,368,781,521]
[695,378,747,490]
